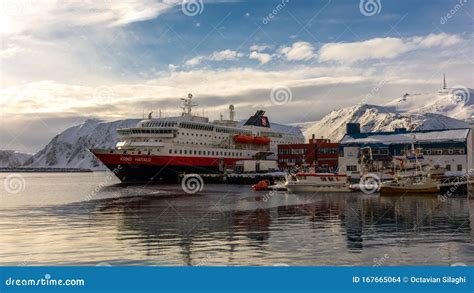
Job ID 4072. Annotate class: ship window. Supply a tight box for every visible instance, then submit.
[138,151,141,155]
[179,150,182,154]
[446,164,451,171]
[174,149,177,154]
[457,164,463,171]
[169,149,172,154]
[198,150,201,155]
[184,150,187,154]
[346,165,357,171]
[194,150,197,155]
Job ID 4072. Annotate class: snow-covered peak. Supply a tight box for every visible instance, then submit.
[386,87,474,121]
[0,150,33,168]
[24,119,140,170]
[304,103,468,142]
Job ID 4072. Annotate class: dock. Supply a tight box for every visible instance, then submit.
[178,172,286,185]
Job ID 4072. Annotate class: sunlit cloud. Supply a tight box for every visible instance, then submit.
[319,33,463,64]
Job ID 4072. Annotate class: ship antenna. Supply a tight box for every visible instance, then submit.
[180,93,198,116]
[443,73,447,90]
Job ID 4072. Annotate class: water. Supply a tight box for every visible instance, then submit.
[1,172,473,266]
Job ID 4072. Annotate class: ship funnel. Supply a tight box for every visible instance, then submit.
[229,104,235,121]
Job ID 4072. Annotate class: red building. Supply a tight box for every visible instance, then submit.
[277,134,339,172]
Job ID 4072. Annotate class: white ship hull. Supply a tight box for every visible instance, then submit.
[285,182,352,193]
[285,173,353,193]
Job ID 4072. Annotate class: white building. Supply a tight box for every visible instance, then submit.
[339,123,473,179]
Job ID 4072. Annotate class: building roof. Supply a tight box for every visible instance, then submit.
[340,128,470,145]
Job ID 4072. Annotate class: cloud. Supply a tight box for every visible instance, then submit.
[319,33,463,64]
[249,51,272,64]
[249,44,270,52]
[413,33,462,48]
[209,49,243,61]
[185,49,243,66]
[1,0,181,37]
[185,56,206,66]
[278,41,317,61]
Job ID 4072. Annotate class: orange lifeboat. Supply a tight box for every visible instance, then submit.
[252,180,269,191]
[253,136,270,144]
[234,135,254,144]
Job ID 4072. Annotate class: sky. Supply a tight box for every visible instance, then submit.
[1,0,473,153]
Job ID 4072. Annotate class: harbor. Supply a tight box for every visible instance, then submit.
[0,172,472,266]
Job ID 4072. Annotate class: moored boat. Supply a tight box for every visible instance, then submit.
[285,173,353,193]
[90,94,305,183]
[379,174,439,195]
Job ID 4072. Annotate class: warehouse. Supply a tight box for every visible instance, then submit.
[339,123,473,179]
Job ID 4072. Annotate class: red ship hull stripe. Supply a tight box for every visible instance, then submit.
[93,153,246,167]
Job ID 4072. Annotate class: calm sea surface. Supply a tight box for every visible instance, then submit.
[1,172,473,266]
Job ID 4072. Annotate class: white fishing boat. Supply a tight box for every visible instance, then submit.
[285,173,352,193]
[379,143,439,195]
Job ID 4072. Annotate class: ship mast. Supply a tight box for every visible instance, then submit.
[180,93,198,116]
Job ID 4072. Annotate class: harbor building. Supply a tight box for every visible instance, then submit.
[339,123,473,179]
[277,134,339,172]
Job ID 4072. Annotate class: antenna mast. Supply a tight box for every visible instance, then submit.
[180,93,197,116]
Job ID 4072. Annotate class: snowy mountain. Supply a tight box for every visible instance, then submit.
[386,88,474,121]
[23,119,140,170]
[303,104,469,141]
[0,150,32,168]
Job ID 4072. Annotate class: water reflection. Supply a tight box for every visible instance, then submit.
[1,177,473,266]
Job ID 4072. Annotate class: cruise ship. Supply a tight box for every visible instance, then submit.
[91,94,304,183]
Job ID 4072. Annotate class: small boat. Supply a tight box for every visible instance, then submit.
[252,180,270,191]
[379,174,439,195]
[268,182,287,191]
[285,173,352,193]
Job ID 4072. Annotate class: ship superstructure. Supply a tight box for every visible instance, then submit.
[91,94,304,182]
